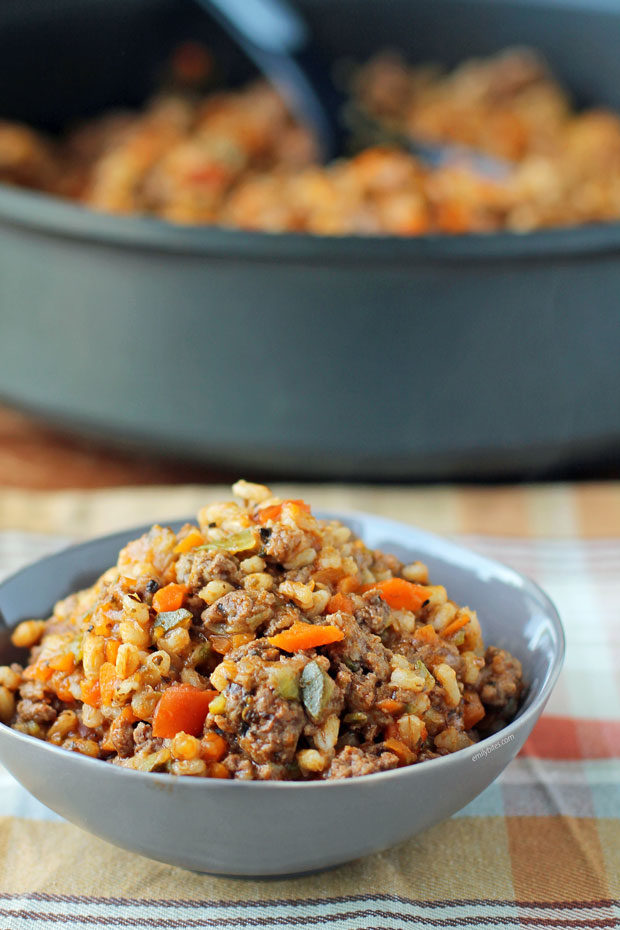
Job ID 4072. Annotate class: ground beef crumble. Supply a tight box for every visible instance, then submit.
[328,746,399,779]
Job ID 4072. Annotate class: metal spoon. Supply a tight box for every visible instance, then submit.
[194,0,511,177]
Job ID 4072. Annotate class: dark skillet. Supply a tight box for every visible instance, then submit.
[0,0,619,480]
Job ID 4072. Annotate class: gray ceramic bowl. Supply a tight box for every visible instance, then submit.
[0,512,564,875]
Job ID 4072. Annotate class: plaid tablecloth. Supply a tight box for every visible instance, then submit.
[0,483,618,930]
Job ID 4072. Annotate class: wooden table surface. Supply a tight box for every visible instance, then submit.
[0,405,226,489]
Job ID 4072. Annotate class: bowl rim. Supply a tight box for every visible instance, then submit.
[0,509,566,790]
[1,183,620,263]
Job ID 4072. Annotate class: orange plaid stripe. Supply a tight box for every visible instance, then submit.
[521,717,620,761]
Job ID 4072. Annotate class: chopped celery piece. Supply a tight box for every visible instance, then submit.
[413,659,435,691]
[269,665,300,701]
[154,608,192,635]
[300,660,333,722]
[197,528,257,554]
[192,642,211,665]
[132,749,171,772]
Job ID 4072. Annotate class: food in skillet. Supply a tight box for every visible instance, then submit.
[0,482,523,780]
[2,46,620,235]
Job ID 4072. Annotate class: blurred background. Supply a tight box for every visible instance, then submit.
[1,0,620,491]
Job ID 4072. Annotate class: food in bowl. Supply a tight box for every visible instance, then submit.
[0,47,620,236]
[0,481,524,781]
[1,45,620,235]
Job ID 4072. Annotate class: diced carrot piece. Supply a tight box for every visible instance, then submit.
[377,699,405,717]
[54,677,76,703]
[326,592,354,615]
[256,503,283,524]
[463,691,486,730]
[99,662,117,706]
[384,737,415,765]
[48,653,76,674]
[174,529,205,555]
[186,163,231,186]
[152,583,188,613]
[255,499,310,524]
[152,685,219,739]
[415,623,437,643]
[267,621,344,652]
[283,500,313,524]
[94,622,112,637]
[231,633,253,649]
[80,678,101,707]
[287,499,311,513]
[105,639,121,664]
[442,615,471,638]
[337,575,360,595]
[93,605,115,637]
[201,731,228,762]
[436,201,473,234]
[394,211,430,236]
[171,41,213,85]
[25,660,54,682]
[384,719,400,740]
[361,578,429,612]
[208,761,230,779]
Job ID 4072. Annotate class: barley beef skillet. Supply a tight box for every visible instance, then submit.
[0,481,524,780]
[4,46,620,235]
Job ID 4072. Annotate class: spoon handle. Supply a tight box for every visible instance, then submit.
[195,0,345,158]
